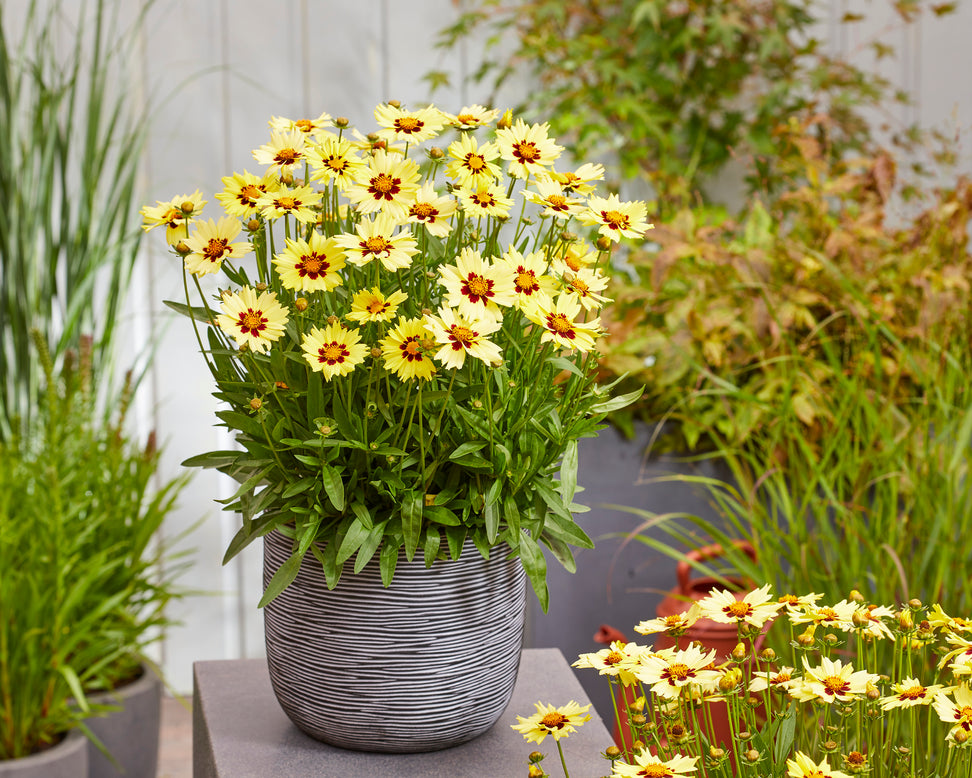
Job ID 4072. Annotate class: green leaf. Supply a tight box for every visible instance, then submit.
[59,665,88,713]
[589,387,644,415]
[321,464,345,511]
[380,542,399,586]
[449,441,487,460]
[773,710,796,763]
[546,356,584,378]
[484,499,500,544]
[401,491,423,561]
[282,478,315,499]
[258,553,302,608]
[423,529,441,566]
[518,532,549,612]
[336,518,371,565]
[560,440,578,503]
[181,450,239,469]
[353,521,388,573]
[163,299,213,324]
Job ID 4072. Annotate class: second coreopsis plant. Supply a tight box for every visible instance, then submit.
[142,103,646,610]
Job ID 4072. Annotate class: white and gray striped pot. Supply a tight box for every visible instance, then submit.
[262,529,527,753]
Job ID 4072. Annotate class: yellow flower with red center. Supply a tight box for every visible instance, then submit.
[140,189,206,244]
[182,216,251,277]
[791,657,879,704]
[788,600,857,630]
[611,752,699,778]
[510,701,591,745]
[334,213,418,271]
[538,162,605,196]
[786,752,850,778]
[307,134,366,190]
[406,181,457,238]
[634,603,702,636]
[255,184,322,224]
[301,321,368,381]
[495,118,564,179]
[880,677,948,710]
[216,170,278,219]
[346,150,420,221]
[216,287,288,354]
[523,294,601,352]
[251,130,307,173]
[635,644,720,700]
[933,683,972,743]
[374,103,446,143]
[446,133,502,189]
[272,233,346,293]
[457,182,514,219]
[749,666,798,694]
[580,193,652,242]
[523,178,584,220]
[573,640,646,687]
[379,317,436,381]
[269,111,332,139]
[559,266,611,312]
[443,104,500,129]
[698,584,783,630]
[499,247,557,310]
[346,287,408,324]
[440,248,517,322]
[424,307,502,370]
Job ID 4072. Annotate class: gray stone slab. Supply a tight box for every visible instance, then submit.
[193,649,614,778]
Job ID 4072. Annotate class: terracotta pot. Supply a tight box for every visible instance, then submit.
[0,730,87,778]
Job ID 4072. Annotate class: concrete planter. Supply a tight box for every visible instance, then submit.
[0,730,88,778]
[84,666,161,778]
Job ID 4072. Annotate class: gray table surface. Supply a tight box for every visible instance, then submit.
[193,648,615,777]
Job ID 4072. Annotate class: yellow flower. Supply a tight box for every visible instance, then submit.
[446,133,502,189]
[538,162,605,196]
[379,317,436,381]
[635,644,721,700]
[346,150,420,221]
[406,181,457,237]
[269,111,333,139]
[301,322,368,381]
[374,103,447,143]
[879,677,948,710]
[523,294,601,353]
[788,600,857,630]
[634,603,702,637]
[550,243,599,276]
[333,213,418,271]
[347,287,408,324]
[272,233,346,293]
[934,683,972,743]
[698,584,783,630]
[791,657,879,704]
[425,307,502,370]
[457,182,514,219]
[522,178,584,220]
[495,119,564,179]
[251,129,308,173]
[140,189,206,244]
[785,752,850,778]
[440,248,517,322]
[216,287,288,354]
[748,666,798,694]
[182,216,251,276]
[499,247,558,310]
[442,104,500,129]
[510,701,591,745]
[256,184,322,224]
[307,134,366,190]
[611,752,698,777]
[558,267,611,312]
[579,194,652,242]
[215,170,278,219]
[573,641,646,687]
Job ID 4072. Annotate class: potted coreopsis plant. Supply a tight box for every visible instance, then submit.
[142,102,644,752]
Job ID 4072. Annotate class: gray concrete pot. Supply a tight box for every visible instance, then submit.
[0,729,88,778]
[84,666,161,778]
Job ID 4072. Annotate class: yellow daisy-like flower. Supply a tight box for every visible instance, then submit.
[301,322,368,381]
[538,162,605,196]
[446,133,502,189]
[788,600,857,630]
[333,213,419,271]
[406,181,457,237]
[929,603,972,634]
[791,657,879,704]
[346,150,421,221]
[182,216,251,277]
[307,134,366,190]
[551,242,599,277]
[847,604,895,640]
[374,103,447,143]
[215,170,278,219]
[786,752,850,778]
[457,182,514,219]
[499,247,558,310]
[522,178,584,220]
[216,287,288,354]
[573,641,646,687]
[523,294,601,353]
[255,184,322,224]
[559,267,611,312]
[634,603,702,637]
[269,111,332,139]
[611,752,698,778]
[443,104,500,129]
[579,194,652,242]
[777,592,824,615]
[880,677,948,710]
[379,317,436,382]
[510,701,591,745]
[346,287,408,324]
[940,633,972,671]
[635,644,721,701]
[272,233,346,293]
[251,130,307,173]
[934,683,972,743]
[424,307,502,370]
[749,666,798,694]
[495,118,564,179]
[140,189,206,244]
[440,247,517,322]
[698,584,783,630]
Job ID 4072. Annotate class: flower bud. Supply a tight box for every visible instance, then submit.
[527,765,545,778]
[822,739,838,752]
[849,589,865,603]
[497,109,513,129]
[737,730,751,740]
[319,425,332,436]
[560,230,578,242]
[255,282,268,291]
[866,682,880,701]
[797,629,815,647]
[852,610,869,628]
[731,642,748,662]
[428,146,444,159]
[327,315,339,325]
[370,347,382,359]
[955,729,969,744]
[908,598,923,610]
[528,751,544,763]
[605,746,621,759]
[745,749,760,763]
[246,218,261,232]
[824,633,839,646]
[596,235,612,251]
[274,381,289,390]
[630,714,647,727]
[760,648,777,662]
[709,747,725,759]
[719,668,742,692]
[180,200,195,214]
[174,241,191,256]
[897,610,914,630]
[280,171,294,185]
[630,696,646,713]
[249,397,263,411]
[387,99,401,109]
[295,297,309,311]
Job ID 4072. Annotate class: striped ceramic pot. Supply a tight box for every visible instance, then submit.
[262,528,527,752]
